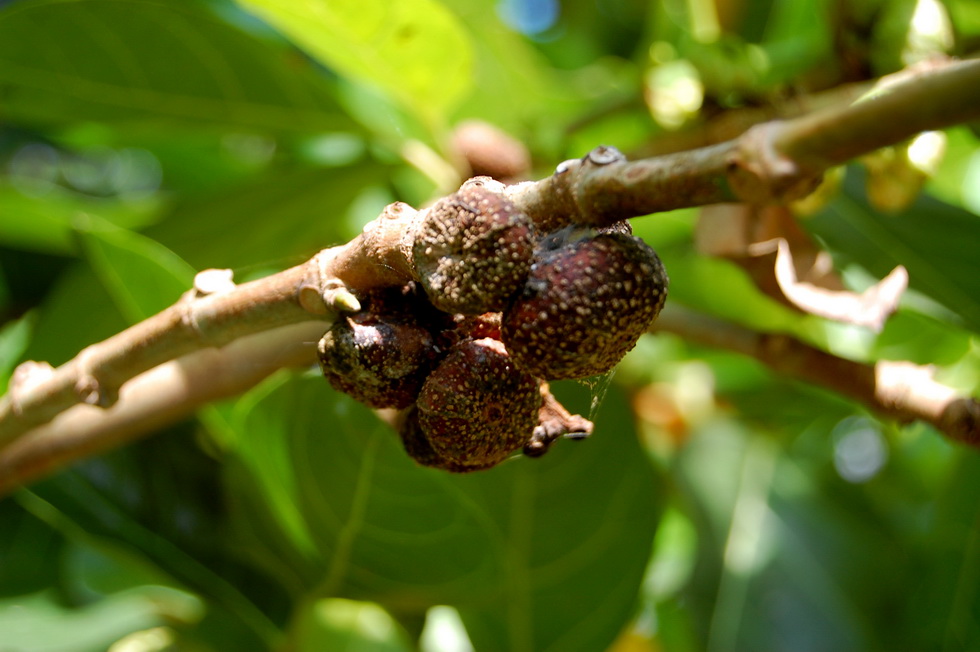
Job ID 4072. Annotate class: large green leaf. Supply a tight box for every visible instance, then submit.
[146,161,380,270]
[235,0,474,127]
[22,433,287,650]
[0,0,352,131]
[226,374,663,652]
[75,215,196,324]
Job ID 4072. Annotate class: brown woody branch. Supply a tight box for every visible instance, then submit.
[1,57,978,490]
[654,307,980,446]
[2,304,975,495]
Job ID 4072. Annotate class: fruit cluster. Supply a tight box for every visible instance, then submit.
[318,177,668,472]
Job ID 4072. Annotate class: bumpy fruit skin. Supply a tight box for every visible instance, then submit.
[416,338,542,468]
[502,232,668,380]
[397,407,499,473]
[413,180,536,315]
[317,288,438,409]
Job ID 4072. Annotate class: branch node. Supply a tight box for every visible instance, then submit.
[555,158,581,175]
[8,361,56,415]
[729,122,823,203]
[584,145,626,167]
[192,268,236,296]
[324,282,362,314]
[75,375,116,407]
[298,284,328,315]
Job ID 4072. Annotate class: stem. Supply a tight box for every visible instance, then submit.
[506,58,980,225]
[654,307,979,445]
[0,322,326,496]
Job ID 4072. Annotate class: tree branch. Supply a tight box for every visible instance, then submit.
[0,322,326,496]
[2,303,975,496]
[506,57,980,223]
[1,58,978,488]
[653,307,980,446]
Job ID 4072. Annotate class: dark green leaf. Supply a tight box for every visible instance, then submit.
[227,374,663,651]
[0,0,352,132]
[146,162,380,270]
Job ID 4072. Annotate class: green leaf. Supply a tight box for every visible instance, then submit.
[146,162,380,270]
[0,0,352,132]
[870,310,972,366]
[227,375,663,652]
[289,598,412,652]
[75,215,196,324]
[0,311,35,394]
[0,183,161,255]
[0,589,189,652]
[660,252,812,337]
[236,0,474,127]
[808,174,980,332]
[22,453,284,649]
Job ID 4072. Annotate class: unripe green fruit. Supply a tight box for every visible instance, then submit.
[502,232,668,380]
[413,179,536,314]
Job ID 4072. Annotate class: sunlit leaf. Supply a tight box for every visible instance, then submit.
[0,589,184,652]
[146,162,380,270]
[236,0,473,127]
[290,597,412,652]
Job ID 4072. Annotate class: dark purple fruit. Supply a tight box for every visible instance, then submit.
[397,407,499,473]
[502,232,668,379]
[416,338,541,468]
[317,288,438,409]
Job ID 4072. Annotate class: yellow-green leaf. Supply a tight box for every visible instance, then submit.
[236,0,474,126]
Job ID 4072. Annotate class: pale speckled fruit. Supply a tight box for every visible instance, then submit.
[416,338,541,468]
[317,288,439,409]
[413,180,536,314]
[502,232,668,380]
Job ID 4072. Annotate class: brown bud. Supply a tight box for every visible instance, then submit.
[452,120,531,181]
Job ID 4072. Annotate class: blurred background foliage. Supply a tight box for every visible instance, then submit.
[0,0,978,650]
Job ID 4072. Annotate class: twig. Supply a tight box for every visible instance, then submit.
[2,303,975,496]
[507,57,980,224]
[0,322,326,496]
[1,58,978,482]
[0,202,419,449]
[654,306,980,446]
